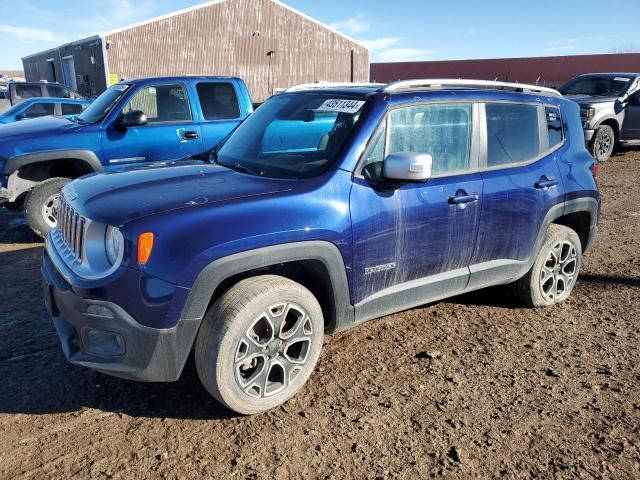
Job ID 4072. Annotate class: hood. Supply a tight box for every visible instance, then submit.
[0,115,85,141]
[66,161,299,226]
[563,94,620,107]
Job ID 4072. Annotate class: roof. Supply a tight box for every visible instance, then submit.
[100,0,367,49]
[575,72,640,77]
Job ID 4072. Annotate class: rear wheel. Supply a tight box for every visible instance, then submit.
[195,275,324,415]
[24,177,70,238]
[588,124,615,162]
[513,224,582,307]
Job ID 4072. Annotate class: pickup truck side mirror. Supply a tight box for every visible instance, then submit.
[120,110,147,128]
[629,92,640,106]
[383,152,433,183]
[15,113,27,121]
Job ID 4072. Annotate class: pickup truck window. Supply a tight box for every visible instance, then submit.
[486,103,540,167]
[61,103,84,115]
[15,84,42,100]
[24,103,55,119]
[387,103,472,175]
[559,76,632,96]
[216,93,364,178]
[46,85,72,99]
[123,84,191,123]
[197,82,241,120]
[77,84,130,124]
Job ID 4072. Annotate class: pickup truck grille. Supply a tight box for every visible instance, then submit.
[57,196,86,262]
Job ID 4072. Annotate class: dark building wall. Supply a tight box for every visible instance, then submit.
[104,0,369,101]
[22,38,107,96]
[371,53,640,88]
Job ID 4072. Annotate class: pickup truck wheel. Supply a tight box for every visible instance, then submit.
[24,177,70,238]
[588,125,615,162]
[195,275,324,415]
[513,224,582,307]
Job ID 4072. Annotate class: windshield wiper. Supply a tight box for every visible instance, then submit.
[218,161,264,177]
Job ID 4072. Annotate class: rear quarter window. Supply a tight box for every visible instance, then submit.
[196,83,241,120]
[15,84,43,100]
[545,106,563,150]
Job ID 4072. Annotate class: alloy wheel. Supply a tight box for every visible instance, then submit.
[234,302,314,399]
[41,193,60,228]
[539,240,578,302]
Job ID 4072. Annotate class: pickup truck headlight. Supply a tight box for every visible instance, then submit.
[105,226,124,265]
[581,108,595,123]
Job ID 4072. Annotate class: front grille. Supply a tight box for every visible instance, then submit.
[57,196,86,262]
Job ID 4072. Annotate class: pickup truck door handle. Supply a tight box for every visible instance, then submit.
[182,131,199,140]
[448,192,480,205]
[534,178,558,190]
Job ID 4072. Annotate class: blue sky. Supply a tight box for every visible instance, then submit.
[1,0,638,70]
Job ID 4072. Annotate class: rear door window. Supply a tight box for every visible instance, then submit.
[486,103,541,167]
[61,103,85,115]
[196,83,241,120]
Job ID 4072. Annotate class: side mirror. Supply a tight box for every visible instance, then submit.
[16,113,27,121]
[383,152,433,183]
[629,92,640,106]
[119,110,147,128]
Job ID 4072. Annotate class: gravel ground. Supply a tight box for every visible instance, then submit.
[0,150,639,479]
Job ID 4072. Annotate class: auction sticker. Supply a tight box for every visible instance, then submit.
[317,99,366,114]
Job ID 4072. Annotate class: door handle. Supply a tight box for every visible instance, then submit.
[448,193,479,205]
[182,131,199,140]
[534,178,558,189]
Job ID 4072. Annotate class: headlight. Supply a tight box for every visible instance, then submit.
[580,108,595,123]
[105,226,124,265]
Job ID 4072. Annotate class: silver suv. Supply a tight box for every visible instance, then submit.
[559,73,640,162]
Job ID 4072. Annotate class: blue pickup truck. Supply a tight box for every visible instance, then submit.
[0,76,252,236]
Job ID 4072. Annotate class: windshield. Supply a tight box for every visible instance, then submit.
[77,84,130,123]
[560,76,633,96]
[216,93,367,178]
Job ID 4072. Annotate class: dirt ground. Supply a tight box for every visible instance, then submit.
[0,151,639,480]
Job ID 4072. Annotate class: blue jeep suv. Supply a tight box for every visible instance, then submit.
[41,79,600,414]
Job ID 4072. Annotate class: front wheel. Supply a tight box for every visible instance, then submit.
[195,275,324,415]
[588,124,616,163]
[24,177,70,238]
[513,224,582,307]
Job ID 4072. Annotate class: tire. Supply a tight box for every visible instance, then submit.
[195,275,324,415]
[588,124,616,163]
[513,224,582,307]
[24,177,70,238]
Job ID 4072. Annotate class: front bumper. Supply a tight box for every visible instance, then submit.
[41,249,199,382]
[584,129,595,142]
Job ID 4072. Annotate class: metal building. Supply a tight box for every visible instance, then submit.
[22,0,369,101]
[371,53,640,89]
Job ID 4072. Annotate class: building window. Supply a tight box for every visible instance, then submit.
[196,83,240,120]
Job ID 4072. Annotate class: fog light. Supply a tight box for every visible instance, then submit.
[81,328,125,356]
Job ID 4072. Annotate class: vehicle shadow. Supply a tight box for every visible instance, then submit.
[444,285,528,309]
[0,246,238,420]
[0,206,41,245]
[579,273,640,288]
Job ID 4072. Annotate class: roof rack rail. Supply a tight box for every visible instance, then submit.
[285,82,384,92]
[382,79,562,97]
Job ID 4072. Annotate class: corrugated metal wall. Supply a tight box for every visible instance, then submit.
[105,0,369,101]
[371,53,640,89]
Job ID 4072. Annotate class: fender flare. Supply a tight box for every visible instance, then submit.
[593,115,620,133]
[180,240,355,333]
[4,150,103,175]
